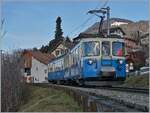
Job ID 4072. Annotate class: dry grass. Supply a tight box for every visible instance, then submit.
[122,74,149,88]
[18,85,82,112]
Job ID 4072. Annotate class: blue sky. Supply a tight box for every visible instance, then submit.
[1,0,149,51]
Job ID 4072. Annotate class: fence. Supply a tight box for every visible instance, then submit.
[127,66,149,76]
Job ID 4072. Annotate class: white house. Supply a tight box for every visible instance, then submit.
[23,50,54,83]
[31,57,48,83]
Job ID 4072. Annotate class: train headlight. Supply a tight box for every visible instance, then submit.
[130,63,133,66]
[88,59,93,65]
[119,60,123,64]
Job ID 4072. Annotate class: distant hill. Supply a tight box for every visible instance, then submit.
[84,18,149,39]
[84,18,133,34]
[119,20,149,38]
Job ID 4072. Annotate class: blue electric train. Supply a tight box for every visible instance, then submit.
[48,37,126,85]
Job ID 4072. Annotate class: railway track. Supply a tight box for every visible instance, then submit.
[83,85,149,94]
[34,83,149,94]
[33,83,149,112]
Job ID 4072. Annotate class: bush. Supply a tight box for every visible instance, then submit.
[1,51,26,112]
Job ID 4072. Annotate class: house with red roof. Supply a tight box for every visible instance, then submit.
[22,50,55,83]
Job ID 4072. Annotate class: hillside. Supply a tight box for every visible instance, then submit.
[84,18,133,34]
[120,20,149,38]
[83,18,149,40]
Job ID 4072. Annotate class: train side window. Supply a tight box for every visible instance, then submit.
[67,56,68,68]
[52,64,54,72]
[55,62,57,71]
[70,54,73,66]
[58,60,61,71]
[66,55,69,68]
[56,61,58,71]
[75,48,78,62]
[72,54,73,66]
[64,56,66,69]
[70,54,72,66]
[50,64,52,72]
[48,64,50,72]
[79,45,83,58]
[54,63,56,72]
[62,59,64,70]
[73,50,76,65]
[77,47,80,60]
[61,60,63,70]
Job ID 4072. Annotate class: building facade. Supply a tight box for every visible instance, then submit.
[48,38,73,58]
[124,37,139,54]
[31,57,48,83]
[51,43,68,57]
[22,50,54,83]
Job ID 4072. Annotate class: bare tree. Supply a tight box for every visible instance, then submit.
[130,28,143,47]
[1,18,28,112]
[1,51,25,112]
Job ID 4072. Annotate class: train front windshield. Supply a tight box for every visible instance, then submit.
[102,41,110,56]
[112,42,125,56]
[83,41,100,57]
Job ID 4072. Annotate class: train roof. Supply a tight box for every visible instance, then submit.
[73,33,123,41]
[48,53,66,63]
[80,37,124,42]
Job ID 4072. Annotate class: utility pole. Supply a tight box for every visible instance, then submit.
[88,6,110,37]
[106,7,110,36]
[0,18,6,80]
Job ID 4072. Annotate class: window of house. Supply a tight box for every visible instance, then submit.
[56,50,59,56]
[44,69,47,74]
[61,50,64,55]
[65,49,68,54]
[24,68,31,76]
[36,67,38,71]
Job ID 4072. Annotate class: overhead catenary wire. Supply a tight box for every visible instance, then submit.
[67,0,109,38]
[102,0,109,8]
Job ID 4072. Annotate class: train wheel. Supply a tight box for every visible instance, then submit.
[52,81,56,84]
[77,79,85,86]
[56,80,61,85]
[72,81,78,86]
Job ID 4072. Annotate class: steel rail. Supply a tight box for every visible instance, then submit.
[83,85,149,94]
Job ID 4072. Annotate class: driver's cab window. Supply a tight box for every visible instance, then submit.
[102,41,110,56]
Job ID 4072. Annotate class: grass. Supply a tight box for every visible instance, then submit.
[122,74,149,88]
[18,85,82,112]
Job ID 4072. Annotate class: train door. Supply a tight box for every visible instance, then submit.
[101,41,112,65]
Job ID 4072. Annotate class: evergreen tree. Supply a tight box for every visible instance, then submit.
[33,47,38,51]
[66,36,71,43]
[55,16,63,39]
[40,45,46,53]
